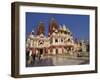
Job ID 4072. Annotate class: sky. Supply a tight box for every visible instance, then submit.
[26,12,89,40]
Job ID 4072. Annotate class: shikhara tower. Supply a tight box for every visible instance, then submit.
[26,18,88,56]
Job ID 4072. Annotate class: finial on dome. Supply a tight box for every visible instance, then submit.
[31,29,34,35]
[51,17,55,21]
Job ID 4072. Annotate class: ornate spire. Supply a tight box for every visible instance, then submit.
[37,22,45,35]
[48,17,59,36]
[51,17,55,21]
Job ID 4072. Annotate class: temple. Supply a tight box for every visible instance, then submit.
[26,18,89,56]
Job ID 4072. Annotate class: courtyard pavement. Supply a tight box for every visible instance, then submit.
[27,55,89,67]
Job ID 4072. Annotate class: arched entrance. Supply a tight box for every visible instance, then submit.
[56,48,58,54]
[39,48,43,55]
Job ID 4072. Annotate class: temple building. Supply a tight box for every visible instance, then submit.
[26,18,88,56]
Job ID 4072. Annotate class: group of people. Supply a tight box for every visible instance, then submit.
[26,48,42,65]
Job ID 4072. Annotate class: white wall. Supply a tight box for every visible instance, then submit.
[0,0,100,80]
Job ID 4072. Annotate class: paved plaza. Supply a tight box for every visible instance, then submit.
[26,55,89,67]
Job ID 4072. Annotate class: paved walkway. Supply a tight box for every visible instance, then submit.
[27,55,89,67]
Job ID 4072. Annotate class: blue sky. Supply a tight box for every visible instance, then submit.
[26,12,89,40]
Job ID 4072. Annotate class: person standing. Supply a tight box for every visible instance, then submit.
[31,49,36,63]
[28,49,33,65]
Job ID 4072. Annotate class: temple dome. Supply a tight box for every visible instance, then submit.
[62,24,70,32]
[62,24,67,31]
[59,25,63,30]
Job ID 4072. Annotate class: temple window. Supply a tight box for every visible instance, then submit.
[68,39,70,41]
[55,39,58,43]
[80,42,82,46]
[61,39,63,42]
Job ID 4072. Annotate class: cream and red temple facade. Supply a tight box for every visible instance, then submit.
[26,18,87,55]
